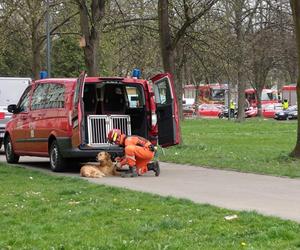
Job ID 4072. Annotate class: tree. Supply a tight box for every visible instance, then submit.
[100,0,160,78]
[0,0,78,79]
[289,0,300,157]
[219,0,261,121]
[75,0,106,76]
[52,36,85,77]
[158,0,219,121]
[247,1,277,117]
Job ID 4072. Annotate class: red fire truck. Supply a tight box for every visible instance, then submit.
[281,85,297,106]
[183,83,227,105]
[245,88,279,107]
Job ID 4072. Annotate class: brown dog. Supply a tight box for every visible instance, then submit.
[80,151,120,178]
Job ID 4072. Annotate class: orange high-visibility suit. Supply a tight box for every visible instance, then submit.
[119,136,155,175]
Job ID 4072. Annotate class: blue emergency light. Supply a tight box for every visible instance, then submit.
[40,71,48,79]
[132,68,141,78]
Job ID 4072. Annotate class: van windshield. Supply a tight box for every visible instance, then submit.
[211,89,225,101]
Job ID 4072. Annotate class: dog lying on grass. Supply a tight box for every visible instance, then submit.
[80,151,120,178]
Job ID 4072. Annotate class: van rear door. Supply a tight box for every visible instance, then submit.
[151,73,180,147]
[71,72,86,147]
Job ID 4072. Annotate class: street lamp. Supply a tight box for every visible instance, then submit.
[46,0,51,77]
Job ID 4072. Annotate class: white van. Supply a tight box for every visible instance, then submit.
[0,77,31,148]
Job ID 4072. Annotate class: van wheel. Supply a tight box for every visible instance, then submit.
[5,136,20,164]
[49,140,66,172]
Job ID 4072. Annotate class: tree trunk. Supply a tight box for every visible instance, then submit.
[235,1,245,121]
[32,28,41,80]
[77,0,105,76]
[237,71,246,121]
[290,0,300,157]
[82,28,99,76]
[256,86,263,117]
[158,0,175,75]
[158,0,182,142]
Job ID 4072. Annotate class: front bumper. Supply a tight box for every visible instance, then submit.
[57,137,124,160]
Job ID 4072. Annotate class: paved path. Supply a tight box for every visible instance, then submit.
[1,154,300,223]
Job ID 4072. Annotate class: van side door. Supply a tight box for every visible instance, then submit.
[71,72,86,147]
[28,83,50,154]
[10,86,32,153]
[151,73,180,147]
[29,82,66,155]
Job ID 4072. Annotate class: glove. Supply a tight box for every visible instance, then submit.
[115,162,122,169]
[148,144,157,152]
[115,157,121,162]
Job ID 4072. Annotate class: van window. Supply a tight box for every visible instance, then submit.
[154,79,171,105]
[102,84,126,114]
[17,86,31,112]
[31,83,65,110]
[31,84,49,110]
[126,86,144,108]
[83,84,97,112]
[45,84,65,108]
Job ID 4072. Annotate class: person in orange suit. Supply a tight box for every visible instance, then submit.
[107,129,160,177]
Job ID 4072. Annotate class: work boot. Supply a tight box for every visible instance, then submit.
[121,166,138,178]
[147,161,160,176]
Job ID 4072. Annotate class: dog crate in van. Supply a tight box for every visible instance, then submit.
[87,115,131,146]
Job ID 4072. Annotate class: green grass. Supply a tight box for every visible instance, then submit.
[1,164,300,249]
[159,118,300,178]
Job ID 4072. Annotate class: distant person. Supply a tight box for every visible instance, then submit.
[230,100,235,118]
[282,99,289,110]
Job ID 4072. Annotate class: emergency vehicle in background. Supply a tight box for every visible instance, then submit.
[4,72,180,172]
[281,85,297,106]
[245,88,279,107]
[0,77,31,148]
[183,83,228,105]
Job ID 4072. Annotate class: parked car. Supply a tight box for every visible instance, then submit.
[218,107,237,119]
[274,105,298,120]
[183,104,195,118]
[219,107,256,119]
[0,77,30,148]
[198,104,223,117]
[262,104,283,118]
[245,107,257,118]
[287,109,298,120]
[4,73,180,171]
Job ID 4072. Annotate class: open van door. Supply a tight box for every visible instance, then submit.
[71,72,86,147]
[151,73,180,147]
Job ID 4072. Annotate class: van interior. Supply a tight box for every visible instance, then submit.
[83,82,148,138]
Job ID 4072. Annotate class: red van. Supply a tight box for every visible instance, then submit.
[4,73,180,171]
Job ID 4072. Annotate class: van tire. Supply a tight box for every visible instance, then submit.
[5,136,20,164]
[49,140,66,172]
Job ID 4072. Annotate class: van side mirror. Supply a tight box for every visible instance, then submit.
[7,104,17,113]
